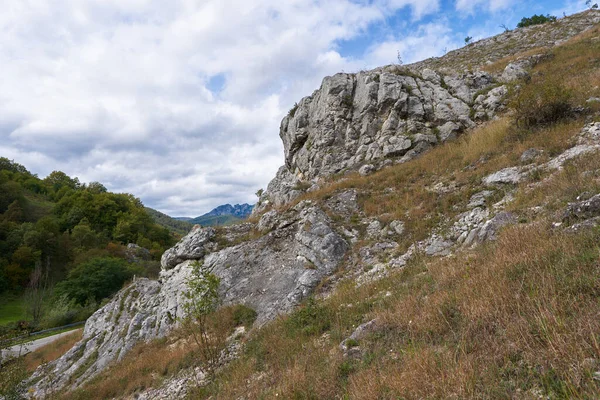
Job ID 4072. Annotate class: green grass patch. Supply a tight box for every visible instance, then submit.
[0,295,26,326]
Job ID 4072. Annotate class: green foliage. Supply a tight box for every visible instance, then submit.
[517,14,557,28]
[54,257,136,305]
[40,296,96,329]
[0,161,174,300]
[145,207,192,236]
[181,261,222,377]
[0,328,28,399]
[189,214,243,227]
[511,77,573,129]
[464,36,473,44]
[183,261,221,320]
[231,304,258,328]
[0,358,28,400]
[288,102,299,117]
[285,297,331,336]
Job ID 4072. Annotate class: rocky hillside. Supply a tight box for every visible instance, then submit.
[255,9,600,211]
[24,10,600,400]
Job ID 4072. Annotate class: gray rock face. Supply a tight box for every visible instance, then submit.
[29,203,348,396]
[258,68,503,208]
[564,194,600,223]
[359,164,375,176]
[205,204,349,325]
[483,166,527,185]
[160,225,216,270]
[29,275,188,395]
[467,190,494,209]
[520,148,543,163]
[339,319,380,358]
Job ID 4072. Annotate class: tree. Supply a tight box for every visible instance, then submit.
[517,14,557,28]
[54,257,134,305]
[25,261,49,324]
[3,201,23,223]
[181,261,221,378]
[44,171,80,191]
[464,36,473,44]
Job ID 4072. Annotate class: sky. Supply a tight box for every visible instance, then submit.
[0,0,592,217]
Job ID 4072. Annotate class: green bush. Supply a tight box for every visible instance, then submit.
[517,14,557,28]
[510,77,573,129]
[54,257,137,305]
[232,304,258,328]
[285,297,331,336]
[40,296,96,329]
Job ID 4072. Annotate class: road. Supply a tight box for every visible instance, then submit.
[1,329,83,360]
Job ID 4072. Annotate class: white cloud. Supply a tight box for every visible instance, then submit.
[364,22,460,66]
[455,0,515,14]
[3,0,434,216]
[381,0,441,20]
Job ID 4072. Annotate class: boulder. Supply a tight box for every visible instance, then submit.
[160,225,216,270]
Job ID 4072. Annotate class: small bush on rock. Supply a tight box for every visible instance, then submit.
[511,77,573,129]
[517,14,557,28]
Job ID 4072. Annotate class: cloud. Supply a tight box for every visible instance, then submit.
[364,21,460,66]
[2,0,442,216]
[0,0,574,217]
[455,0,516,14]
[380,0,441,20]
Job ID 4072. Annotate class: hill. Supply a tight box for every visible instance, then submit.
[145,207,192,236]
[15,9,600,400]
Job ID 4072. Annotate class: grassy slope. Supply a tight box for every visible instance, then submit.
[58,21,600,400]
[0,295,26,326]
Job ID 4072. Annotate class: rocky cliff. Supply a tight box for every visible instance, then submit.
[27,10,600,398]
[255,10,600,211]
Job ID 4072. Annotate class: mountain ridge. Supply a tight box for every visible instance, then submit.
[175,203,254,226]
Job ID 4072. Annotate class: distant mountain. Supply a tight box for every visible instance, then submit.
[203,203,254,218]
[145,207,193,236]
[176,203,254,227]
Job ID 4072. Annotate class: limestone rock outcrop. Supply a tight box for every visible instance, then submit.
[256,68,503,210]
[29,203,348,396]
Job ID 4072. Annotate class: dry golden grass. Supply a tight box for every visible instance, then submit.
[344,224,600,399]
[24,330,83,372]
[482,46,549,74]
[195,223,600,399]
[190,25,600,399]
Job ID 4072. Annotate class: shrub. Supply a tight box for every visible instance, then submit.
[510,77,573,129]
[180,261,222,377]
[288,103,299,118]
[40,296,96,329]
[232,304,257,328]
[285,297,331,336]
[54,257,135,305]
[517,14,557,28]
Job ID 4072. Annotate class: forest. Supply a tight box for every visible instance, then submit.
[0,158,176,332]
